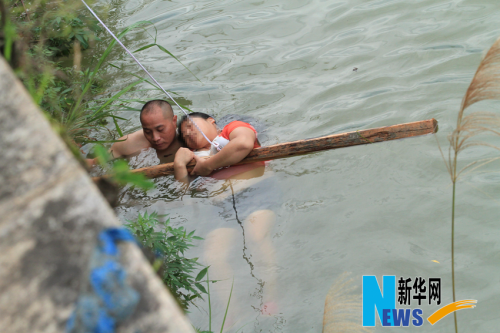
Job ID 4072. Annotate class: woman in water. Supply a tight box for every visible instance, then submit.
[174,113,279,323]
[173,112,264,182]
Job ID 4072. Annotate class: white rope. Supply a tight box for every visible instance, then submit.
[80,0,220,151]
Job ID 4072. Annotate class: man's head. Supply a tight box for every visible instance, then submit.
[140,100,177,150]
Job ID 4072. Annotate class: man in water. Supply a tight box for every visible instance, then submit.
[87,100,183,166]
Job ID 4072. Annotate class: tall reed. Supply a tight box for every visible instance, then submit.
[322,272,371,333]
[439,36,500,333]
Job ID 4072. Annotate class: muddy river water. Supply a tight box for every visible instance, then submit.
[89,0,500,331]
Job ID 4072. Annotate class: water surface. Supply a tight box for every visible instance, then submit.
[91,0,500,331]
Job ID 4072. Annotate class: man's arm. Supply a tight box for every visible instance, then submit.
[86,130,151,167]
[109,130,151,158]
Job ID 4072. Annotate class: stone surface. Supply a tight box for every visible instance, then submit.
[0,57,195,333]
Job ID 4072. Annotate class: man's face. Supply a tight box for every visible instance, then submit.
[141,109,177,150]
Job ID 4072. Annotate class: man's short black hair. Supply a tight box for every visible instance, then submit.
[177,112,216,145]
[140,100,174,121]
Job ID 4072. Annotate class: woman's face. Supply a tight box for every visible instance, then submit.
[181,117,218,149]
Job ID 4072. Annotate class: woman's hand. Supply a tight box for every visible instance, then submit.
[191,155,214,176]
[174,147,195,166]
[174,148,195,183]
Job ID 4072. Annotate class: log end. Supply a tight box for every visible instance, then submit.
[431,118,439,133]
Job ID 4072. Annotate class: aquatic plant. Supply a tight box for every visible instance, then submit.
[1,0,101,117]
[322,272,371,333]
[125,211,208,310]
[439,36,500,333]
[1,0,196,148]
[195,272,235,333]
[93,144,154,190]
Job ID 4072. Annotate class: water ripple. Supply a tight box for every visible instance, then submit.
[101,0,500,331]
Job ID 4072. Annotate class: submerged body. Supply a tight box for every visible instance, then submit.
[174,113,278,319]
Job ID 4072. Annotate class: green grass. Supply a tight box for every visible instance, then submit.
[195,272,236,333]
[3,0,199,150]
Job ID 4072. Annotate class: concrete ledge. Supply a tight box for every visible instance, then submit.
[0,57,195,333]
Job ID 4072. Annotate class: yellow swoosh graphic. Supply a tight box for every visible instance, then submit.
[427,300,477,325]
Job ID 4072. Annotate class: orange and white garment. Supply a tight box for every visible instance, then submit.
[209,121,260,155]
[193,121,264,179]
[193,121,260,157]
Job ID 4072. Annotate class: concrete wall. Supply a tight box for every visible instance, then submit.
[0,57,195,333]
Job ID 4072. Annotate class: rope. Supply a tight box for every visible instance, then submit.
[80,0,220,151]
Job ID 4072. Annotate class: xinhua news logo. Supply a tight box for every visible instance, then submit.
[362,276,477,327]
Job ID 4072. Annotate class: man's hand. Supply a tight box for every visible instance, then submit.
[174,147,195,166]
[85,158,97,168]
[190,155,214,176]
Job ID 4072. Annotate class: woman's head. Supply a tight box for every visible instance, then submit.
[178,112,219,149]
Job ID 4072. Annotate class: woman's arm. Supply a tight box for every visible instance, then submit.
[191,127,256,176]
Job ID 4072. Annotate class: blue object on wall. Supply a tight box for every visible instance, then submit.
[67,228,140,333]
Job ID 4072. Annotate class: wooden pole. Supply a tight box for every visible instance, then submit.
[98,118,437,180]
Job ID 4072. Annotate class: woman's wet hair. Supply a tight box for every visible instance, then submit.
[177,112,216,146]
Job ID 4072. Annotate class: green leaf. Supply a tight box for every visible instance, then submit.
[112,117,124,137]
[108,63,181,96]
[79,139,126,144]
[109,115,128,121]
[195,283,207,294]
[156,44,202,83]
[75,34,89,48]
[220,279,234,333]
[152,259,162,272]
[94,144,111,165]
[70,21,152,117]
[195,267,208,282]
[93,79,145,116]
[111,160,155,190]
[133,43,156,53]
